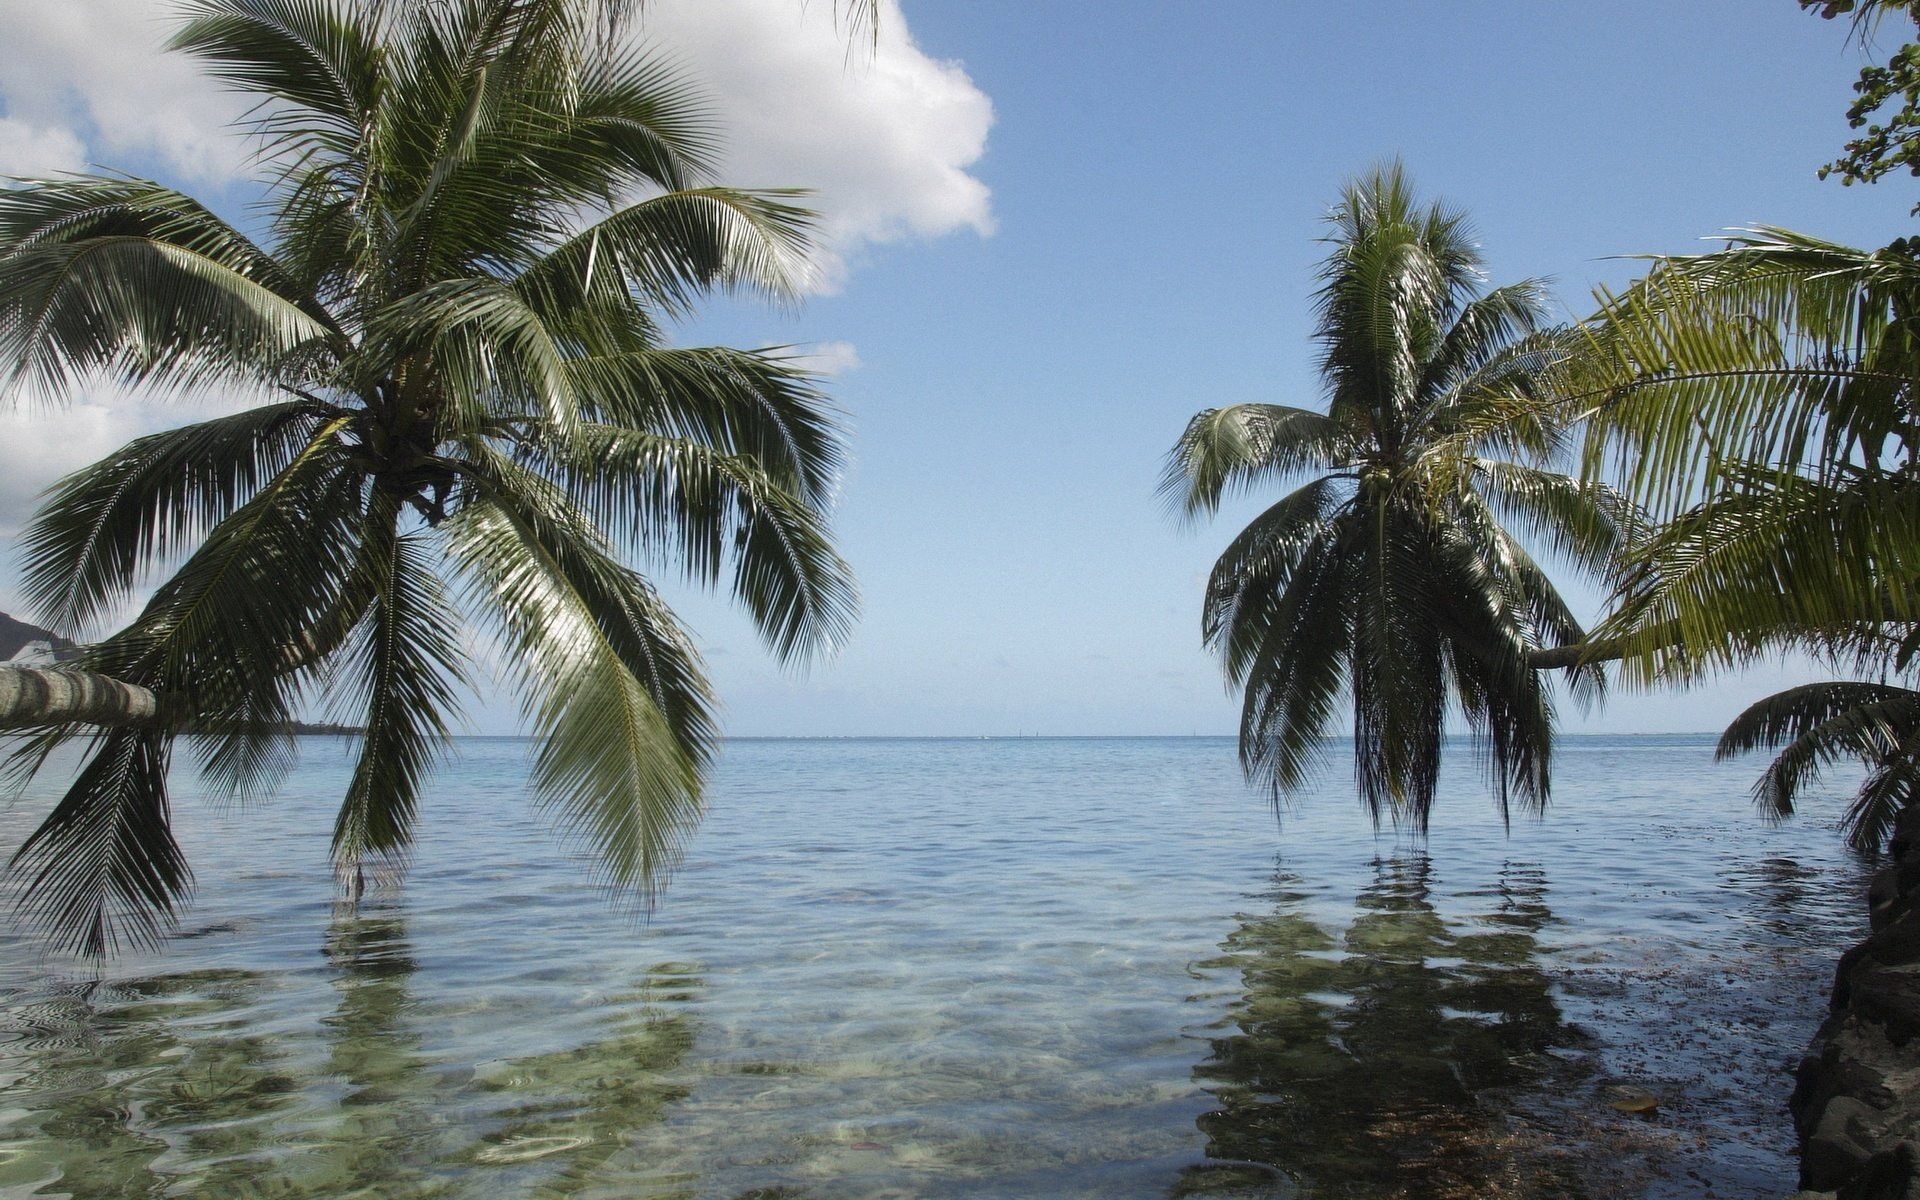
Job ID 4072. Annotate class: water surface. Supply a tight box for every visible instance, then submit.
[0,735,1873,1198]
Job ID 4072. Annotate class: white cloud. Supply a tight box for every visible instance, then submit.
[0,386,257,540]
[0,0,995,283]
[0,0,253,183]
[0,117,85,178]
[794,340,863,376]
[637,0,995,284]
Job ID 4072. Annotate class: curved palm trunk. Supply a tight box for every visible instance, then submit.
[0,666,168,729]
[1526,640,1631,671]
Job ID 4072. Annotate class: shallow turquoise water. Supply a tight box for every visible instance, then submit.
[0,735,1873,1198]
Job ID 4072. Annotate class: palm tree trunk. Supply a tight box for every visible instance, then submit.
[0,666,168,729]
[1527,639,1631,671]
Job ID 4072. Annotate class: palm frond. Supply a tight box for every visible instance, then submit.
[19,400,334,636]
[1717,680,1920,839]
[1203,476,1349,679]
[1346,498,1448,825]
[1233,526,1356,799]
[1592,467,1920,683]
[1163,404,1352,519]
[0,203,334,398]
[331,497,465,876]
[531,423,855,661]
[1463,459,1627,575]
[447,450,715,896]
[80,416,363,713]
[366,277,580,433]
[8,730,187,957]
[565,346,845,506]
[171,0,382,165]
[1574,229,1920,516]
[519,188,817,322]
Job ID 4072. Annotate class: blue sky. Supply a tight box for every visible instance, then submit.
[670,0,1919,737]
[1,0,1915,738]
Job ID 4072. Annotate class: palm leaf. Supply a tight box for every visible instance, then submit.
[530,422,855,661]
[1163,404,1352,519]
[566,346,845,505]
[8,729,187,957]
[331,496,466,878]
[447,450,715,896]
[19,400,335,636]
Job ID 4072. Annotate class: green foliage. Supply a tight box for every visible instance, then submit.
[1573,226,1920,847]
[0,0,855,955]
[1717,681,1920,850]
[1166,164,1620,829]
[1803,1,1920,209]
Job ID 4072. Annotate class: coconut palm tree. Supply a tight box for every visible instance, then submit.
[1164,164,1620,829]
[0,0,856,956]
[1566,229,1920,848]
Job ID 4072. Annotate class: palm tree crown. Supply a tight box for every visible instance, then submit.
[1165,164,1618,829]
[0,0,856,955]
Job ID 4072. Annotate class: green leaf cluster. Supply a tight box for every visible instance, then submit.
[1805,1,1920,210]
[1569,227,1920,850]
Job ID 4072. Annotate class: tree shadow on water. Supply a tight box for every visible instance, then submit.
[1176,855,1592,1200]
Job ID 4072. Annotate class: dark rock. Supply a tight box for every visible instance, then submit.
[1871,914,1920,971]
[1840,1141,1920,1200]
[1838,943,1874,1012]
[1875,869,1906,932]
[1798,806,1920,1200]
[1806,1096,1882,1191]
[1891,808,1920,862]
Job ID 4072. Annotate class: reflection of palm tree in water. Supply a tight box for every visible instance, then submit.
[0,911,701,1198]
[289,905,454,1197]
[0,969,296,1198]
[291,907,702,1198]
[1181,855,1586,1199]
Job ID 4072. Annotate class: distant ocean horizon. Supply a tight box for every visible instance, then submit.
[361,730,1742,742]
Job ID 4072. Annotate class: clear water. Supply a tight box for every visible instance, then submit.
[0,735,1873,1199]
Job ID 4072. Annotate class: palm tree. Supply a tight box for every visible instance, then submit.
[0,0,856,956]
[1566,229,1920,848]
[1164,164,1620,828]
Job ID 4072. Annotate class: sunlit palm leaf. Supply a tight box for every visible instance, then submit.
[568,346,845,504]
[1163,404,1353,519]
[533,423,856,660]
[447,469,712,896]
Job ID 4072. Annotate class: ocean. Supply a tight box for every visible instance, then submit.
[0,734,1874,1198]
